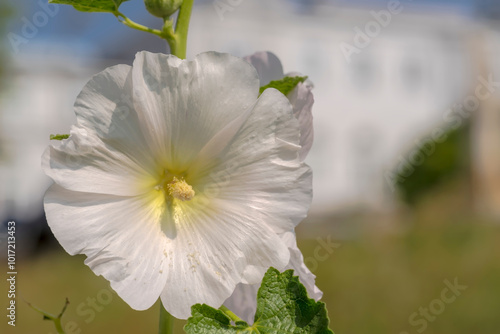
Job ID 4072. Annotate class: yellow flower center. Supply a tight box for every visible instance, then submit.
[166,176,195,201]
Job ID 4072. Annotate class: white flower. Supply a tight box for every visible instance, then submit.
[42,51,312,319]
[223,52,320,323]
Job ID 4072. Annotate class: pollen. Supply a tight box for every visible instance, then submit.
[166,177,195,201]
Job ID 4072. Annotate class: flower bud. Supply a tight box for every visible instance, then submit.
[144,0,183,18]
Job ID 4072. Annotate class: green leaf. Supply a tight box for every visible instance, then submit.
[259,76,308,97]
[185,305,237,333]
[50,134,70,140]
[49,0,129,13]
[185,268,334,334]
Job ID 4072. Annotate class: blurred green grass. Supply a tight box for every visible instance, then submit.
[4,213,500,333]
[301,221,500,334]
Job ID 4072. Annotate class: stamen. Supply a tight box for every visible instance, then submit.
[167,177,195,201]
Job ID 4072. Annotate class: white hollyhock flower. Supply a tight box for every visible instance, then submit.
[42,51,312,319]
[223,52,320,323]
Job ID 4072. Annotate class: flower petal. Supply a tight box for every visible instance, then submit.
[73,64,157,170]
[244,51,284,86]
[186,100,256,177]
[158,196,290,319]
[288,82,314,161]
[224,283,259,323]
[42,126,157,196]
[42,65,160,196]
[131,51,260,171]
[44,185,169,310]
[245,52,315,161]
[281,231,323,301]
[196,88,313,235]
[224,231,323,324]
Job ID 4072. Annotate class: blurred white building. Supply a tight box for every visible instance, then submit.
[0,52,96,224]
[190,0,477,213]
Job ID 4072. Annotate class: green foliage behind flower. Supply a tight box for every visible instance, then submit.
[0,3,12,89]
[395,122,471,205]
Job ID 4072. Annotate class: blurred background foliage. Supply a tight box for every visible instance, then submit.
[0,2,12,148]
[0,3,12,81]
[395,122,471,205]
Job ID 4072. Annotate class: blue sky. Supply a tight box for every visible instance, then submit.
[4,0,496,60]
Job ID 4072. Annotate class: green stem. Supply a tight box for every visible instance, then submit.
[219,305,243,323]
[113,0,194,59]
[158,301,174,334]
[115,12,164,38]
[27,298,69,334]
[170,0,194,59]
[162,18,178,56]
[53,319,65,334]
